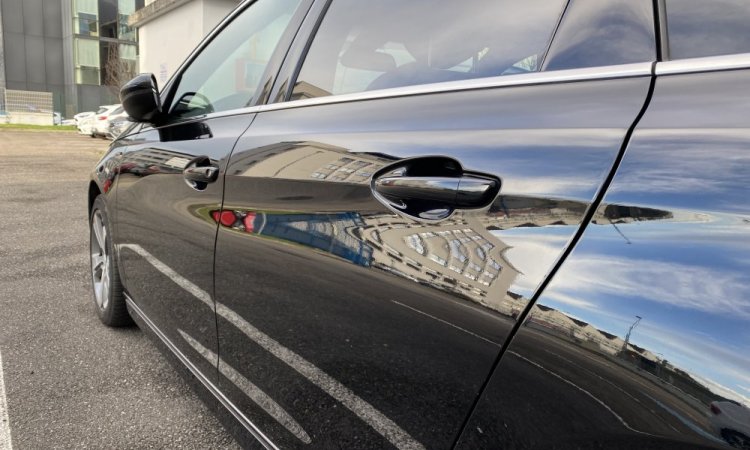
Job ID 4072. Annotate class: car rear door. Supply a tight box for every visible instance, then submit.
[213,0,657,447]
[456,1,750,448]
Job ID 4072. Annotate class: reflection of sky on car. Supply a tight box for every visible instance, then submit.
[517,216,750,406]
[490,225,571,298]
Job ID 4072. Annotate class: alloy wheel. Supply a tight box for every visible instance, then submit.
[90,209,110,311]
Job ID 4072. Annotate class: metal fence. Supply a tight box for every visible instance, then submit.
[1,88,54,125]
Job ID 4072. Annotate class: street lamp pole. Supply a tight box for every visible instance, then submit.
[620,315,642,355]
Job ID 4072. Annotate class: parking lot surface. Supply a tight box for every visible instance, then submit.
[0,130,239,449]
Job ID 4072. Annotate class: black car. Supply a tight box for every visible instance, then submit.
[88,0,750,448]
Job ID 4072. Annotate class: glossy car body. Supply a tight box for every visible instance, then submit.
[88,0,750,448]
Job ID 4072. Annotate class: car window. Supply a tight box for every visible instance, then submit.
[543,0,655,71]
[290,0,566,100]
[665,0,750,59]
[168,0,302,119]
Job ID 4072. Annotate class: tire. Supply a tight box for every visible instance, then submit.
[90,195,132,326]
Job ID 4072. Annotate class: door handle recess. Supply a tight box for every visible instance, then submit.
[183,156,218,190]
[371,156,501,222]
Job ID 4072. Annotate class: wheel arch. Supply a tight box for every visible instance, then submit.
[88,181,102,218]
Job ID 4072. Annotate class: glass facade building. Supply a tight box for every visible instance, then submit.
[0,0,143,115]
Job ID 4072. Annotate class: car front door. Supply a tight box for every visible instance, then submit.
[213,0,658,448]
[114,0,311,387]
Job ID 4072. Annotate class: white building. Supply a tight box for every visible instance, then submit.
[130,0,241,86]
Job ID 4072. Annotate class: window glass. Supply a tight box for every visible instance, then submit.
[543,0,655,71]
[99,0,118,38]
[666,0,750,59]
[74,38,101,85]
[291,0,566,100]
[118,0,137,41]
[74,0,99,36]
[169,0,301,119]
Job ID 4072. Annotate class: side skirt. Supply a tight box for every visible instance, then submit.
[124,294,279,450]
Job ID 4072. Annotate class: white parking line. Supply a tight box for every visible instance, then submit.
[216,303,425,450]
[179,330,312,444]
[391,300,501,347]
[122,244,425,450]
[389,300,653,437]
[0,350,13,450]
[509,351,652,436]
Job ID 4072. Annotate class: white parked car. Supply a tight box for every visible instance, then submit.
[79,107,109,136]
[709,400,750,449]
[74,111,94,126]
[92,104,122,138]
[78,114,97,137]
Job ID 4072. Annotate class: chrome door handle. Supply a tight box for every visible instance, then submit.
[183,156,219,190]
[373,176,497,207]
[371,156,501,222]
[183,165,219,183]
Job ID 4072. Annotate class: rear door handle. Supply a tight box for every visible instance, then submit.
[371,156,501,222]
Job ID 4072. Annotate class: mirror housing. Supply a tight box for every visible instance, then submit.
[120,73,162,123]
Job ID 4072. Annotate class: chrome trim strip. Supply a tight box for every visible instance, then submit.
[124,295,279,450]
[656,53,750,75]
[179,62,653,122]
[258,62,653,113]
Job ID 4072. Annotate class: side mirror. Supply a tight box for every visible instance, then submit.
[120,73,162,123]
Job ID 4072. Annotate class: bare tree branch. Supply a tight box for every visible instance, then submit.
[103,42,136,96]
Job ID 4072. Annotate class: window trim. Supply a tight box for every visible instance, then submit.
[655,0,670,61]
[655,52,750,75]
[261,62,652,112]
[267,0,332,104]
[180,62,651,125]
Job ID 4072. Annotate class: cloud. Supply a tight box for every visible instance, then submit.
[691,374,750,407]
[492,232,570,295]
[610,131,750,197]
[544,291,598,310]
[547,255,750,320]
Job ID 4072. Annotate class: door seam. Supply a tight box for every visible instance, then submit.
[449,62,658,449]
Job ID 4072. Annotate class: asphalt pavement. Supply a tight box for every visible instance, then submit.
[0,130,239,449]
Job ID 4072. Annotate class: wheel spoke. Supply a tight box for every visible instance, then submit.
[94,278,103,304]
[93,212,106,250]
[101,273,109,308]
[91,253,104,273]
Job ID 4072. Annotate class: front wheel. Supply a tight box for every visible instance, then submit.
[90,195,132,326]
